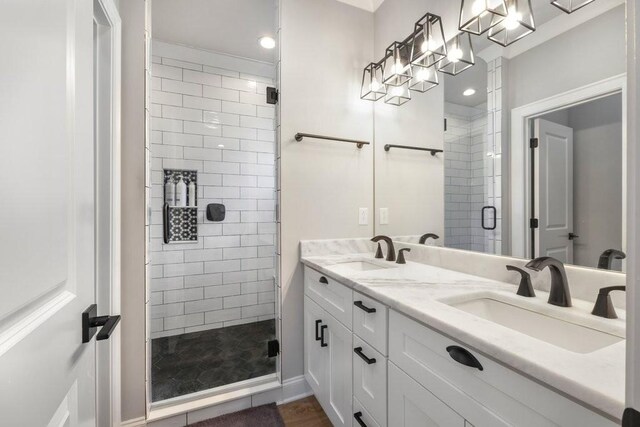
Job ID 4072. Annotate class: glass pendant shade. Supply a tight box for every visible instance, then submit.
[410,13,447,69]
[459,0,508,35]
[360,62,386,101]
[487,0,535,47]
[384,82,411,106]
[437,33,475,76]
[382,41,412,86]
[551,0,595,14]
[409,65,439,93]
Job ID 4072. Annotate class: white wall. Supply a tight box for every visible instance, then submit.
[149,42,277,338]
[280,0,374,381]
[372,0,452,237]
[120,0,147,422]
[507,5,626,110]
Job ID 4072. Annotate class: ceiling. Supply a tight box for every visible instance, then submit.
[335,0,386,12]
[443,58,488,107]
[152,0,277,63]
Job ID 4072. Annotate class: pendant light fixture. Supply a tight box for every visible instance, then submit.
[409,64,439,93]
[382,41,412,86]
[410,13,447,69]
[551,0,595,14]
[459,0,508,35]
[360,62,386,101]
[384,81,411,106]
[437,32,475,76]
[487,0,535,47]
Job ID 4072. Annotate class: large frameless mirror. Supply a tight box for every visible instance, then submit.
[373,1,627,272]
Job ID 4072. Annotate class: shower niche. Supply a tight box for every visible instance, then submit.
[163,169,198,243]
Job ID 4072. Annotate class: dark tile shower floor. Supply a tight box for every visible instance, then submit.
[151,319,276,402]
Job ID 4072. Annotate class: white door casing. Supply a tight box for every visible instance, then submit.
[534,119,575,263]
[0,0,120,425]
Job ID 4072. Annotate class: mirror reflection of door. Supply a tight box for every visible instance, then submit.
[531,93,623,270]
[533,119,574,264]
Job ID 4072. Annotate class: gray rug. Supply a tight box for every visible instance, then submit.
[187,403,285,427]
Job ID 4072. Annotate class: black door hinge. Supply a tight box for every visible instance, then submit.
[530,218,539,229]
[266,87,278,105]
[623,408,640,427]
[267,339,280,357]
[444,118,448,132]
[530,137,539,148]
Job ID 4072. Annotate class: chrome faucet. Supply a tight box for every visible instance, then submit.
[525,256,572,307]
[419,233,439,244]
[371,235,396,262]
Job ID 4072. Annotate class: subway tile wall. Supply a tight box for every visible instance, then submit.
[149,42,276,339]
[444,103,488,252]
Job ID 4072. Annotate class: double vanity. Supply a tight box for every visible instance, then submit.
[301,238,625,427]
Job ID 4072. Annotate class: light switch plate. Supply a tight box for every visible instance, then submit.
[380,208,389,225]
[359,208,368,225]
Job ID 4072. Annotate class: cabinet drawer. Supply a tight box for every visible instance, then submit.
[389,310,617,427]
[353,336,387,427]
[305,266,353,329]
[353,397,382,427]
[388,362,465,427]
[353,292,388,356]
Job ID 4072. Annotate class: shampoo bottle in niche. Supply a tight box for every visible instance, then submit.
[175,177,187,207]
[164,177,175,206]
[188,181,196,207]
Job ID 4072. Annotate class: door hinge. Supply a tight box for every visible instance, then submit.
[444,118,448,132]
[623,408,640,427]
[530,137,539,148]
[268,339,280,357]
[530,218,539,229]
[266,87,278,105]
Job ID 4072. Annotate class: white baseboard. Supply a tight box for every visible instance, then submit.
[279,375,313,405]
[120,416,146,427]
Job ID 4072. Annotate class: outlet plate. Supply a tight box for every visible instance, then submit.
[380,208,389,225]
[359,208,368,225]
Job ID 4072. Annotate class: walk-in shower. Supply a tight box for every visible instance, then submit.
[145,0,280,404]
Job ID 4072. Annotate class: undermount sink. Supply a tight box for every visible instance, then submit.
[446,296,623,353]
[327,261,388,274]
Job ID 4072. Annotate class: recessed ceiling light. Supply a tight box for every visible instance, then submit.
[463,88,476,97]
[218,144,225,148]
[259,36,276,49]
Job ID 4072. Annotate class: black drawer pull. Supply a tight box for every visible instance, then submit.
[320,325,328,347]
[315,319,322,341]
[354,301,376,313]
[319,276,329,284]
[354,347,376,364]
[354,412,367,427]
[446,345,483,371]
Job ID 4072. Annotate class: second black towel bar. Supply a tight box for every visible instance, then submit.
[384,144,443,156]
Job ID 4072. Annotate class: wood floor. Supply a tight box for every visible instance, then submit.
[278,396,333,427]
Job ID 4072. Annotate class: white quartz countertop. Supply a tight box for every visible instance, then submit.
[300,251,626,420]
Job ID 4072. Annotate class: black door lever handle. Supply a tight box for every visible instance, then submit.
[82,304,121,343]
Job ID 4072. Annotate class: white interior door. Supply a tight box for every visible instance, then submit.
[0,0,98,426]
[534,119,575,263]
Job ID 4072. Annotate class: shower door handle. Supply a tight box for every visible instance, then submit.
[481,206,497,230]
[163,202,170,244]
